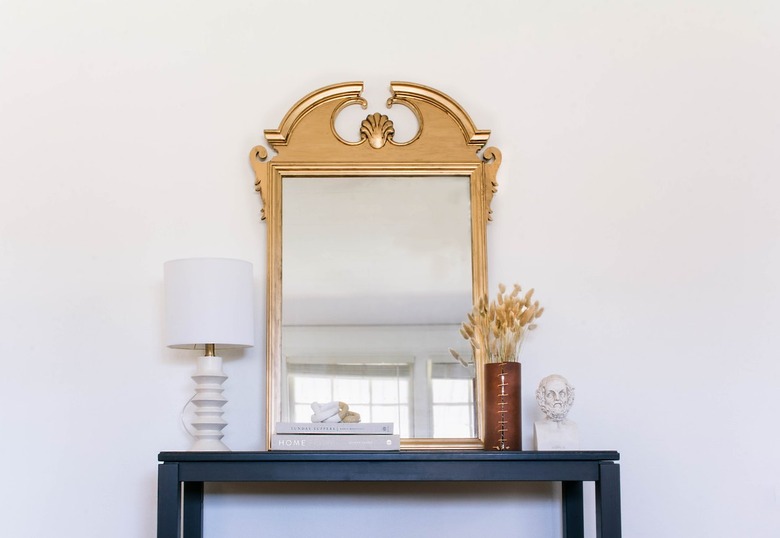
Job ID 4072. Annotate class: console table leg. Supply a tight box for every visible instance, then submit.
[596,462,622,538]
[562,481,584,538]
[157,463,181,538]
[183,481,204,538]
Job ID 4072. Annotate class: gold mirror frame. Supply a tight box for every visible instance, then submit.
[250,81,501,450]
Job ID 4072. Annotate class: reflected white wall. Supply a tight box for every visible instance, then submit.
[283,176,472,325]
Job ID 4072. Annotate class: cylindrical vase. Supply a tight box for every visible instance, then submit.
[484,361,522,450]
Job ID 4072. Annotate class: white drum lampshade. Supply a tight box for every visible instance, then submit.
[164,258,255,451]
[164,258,254,350]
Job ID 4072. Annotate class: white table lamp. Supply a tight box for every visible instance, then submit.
[164,258,254,451]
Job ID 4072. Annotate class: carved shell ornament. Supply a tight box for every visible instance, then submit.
[360,112,395,149]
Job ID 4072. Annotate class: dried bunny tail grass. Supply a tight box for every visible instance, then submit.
[454,282,544,365]
[448,348,469,367]
[535,307,544,318]
[519,305,535,326]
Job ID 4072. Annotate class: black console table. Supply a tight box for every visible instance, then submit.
[157,450,621,538]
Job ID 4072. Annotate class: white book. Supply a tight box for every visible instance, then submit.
[271,434,400,451]
[275,422,394,435]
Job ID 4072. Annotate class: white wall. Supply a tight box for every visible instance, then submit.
[1,1,778,537]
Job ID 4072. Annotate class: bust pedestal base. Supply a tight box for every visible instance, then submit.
[534,419,579,450]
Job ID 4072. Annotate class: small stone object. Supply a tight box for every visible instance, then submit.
[310,401,361,423]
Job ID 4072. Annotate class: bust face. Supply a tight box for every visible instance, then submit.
[536,375,575,422]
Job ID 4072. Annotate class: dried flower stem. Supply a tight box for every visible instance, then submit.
[459,283,544,363]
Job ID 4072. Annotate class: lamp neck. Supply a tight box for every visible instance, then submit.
[204,343,216,357]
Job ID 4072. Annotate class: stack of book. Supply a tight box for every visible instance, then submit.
[271,422,399,451]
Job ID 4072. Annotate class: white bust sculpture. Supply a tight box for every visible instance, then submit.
[534,374,580,450]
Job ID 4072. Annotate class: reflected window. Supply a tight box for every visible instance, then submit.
[431,362,476,438]
[287,362,412,438]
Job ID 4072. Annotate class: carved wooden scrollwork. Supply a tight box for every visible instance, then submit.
[482,146,502,222]
[249,145,269,220]
[252,81,501,222]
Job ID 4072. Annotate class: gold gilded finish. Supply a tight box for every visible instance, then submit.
[264,82,365,149]
[251,81,502,450]
[249,145,269,220]
[389,82,490,149]
[360,112,395,149]
[482,146,502,222]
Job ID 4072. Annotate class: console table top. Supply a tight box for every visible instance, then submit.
[159,450,620,463]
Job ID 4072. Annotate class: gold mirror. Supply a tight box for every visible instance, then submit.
[250,82,501,450]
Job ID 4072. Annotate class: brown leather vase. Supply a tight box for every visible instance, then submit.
[484,361,522,450]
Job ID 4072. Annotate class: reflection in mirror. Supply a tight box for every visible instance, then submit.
[281,176,476,438]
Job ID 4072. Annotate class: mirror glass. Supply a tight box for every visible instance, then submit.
[281,176,476,438]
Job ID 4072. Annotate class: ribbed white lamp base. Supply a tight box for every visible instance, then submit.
[189,355,229,451]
